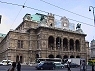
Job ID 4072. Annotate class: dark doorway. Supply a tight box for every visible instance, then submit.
[36,54,39,58]
[69,39,74,50]
[20,56,23,63]
[48,36,54,50]
[16,55,19,63]
[63,38,68,51]
[63,55,68,59]
[70,55,74,58]
[76,56,80,58]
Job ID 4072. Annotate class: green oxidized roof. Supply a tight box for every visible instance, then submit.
[31,14,41,22]
[0,33,6,37]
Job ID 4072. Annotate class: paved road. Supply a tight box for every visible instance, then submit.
[0,65,93,71]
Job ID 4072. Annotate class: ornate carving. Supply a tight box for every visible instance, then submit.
[60,16,69,27]
[42,41,46,47]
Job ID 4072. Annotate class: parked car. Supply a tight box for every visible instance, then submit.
[0,60,13,66]
[54,62,64,69]
[35,61,55,70]
[64,63,80,68]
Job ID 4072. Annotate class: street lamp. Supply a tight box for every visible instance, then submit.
[0,15,2,24]
[89,6,95,25]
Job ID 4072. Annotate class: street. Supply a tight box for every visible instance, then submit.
[0,65,93,71]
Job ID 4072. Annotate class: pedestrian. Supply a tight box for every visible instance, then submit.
[17,61,21,71]
[92,63,94,71]
[82,60,86,71]
[7,62,16,71]
[67,61,71,71]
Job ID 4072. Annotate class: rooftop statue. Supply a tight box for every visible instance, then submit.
[76,23,84,34]
[76,23,81,29]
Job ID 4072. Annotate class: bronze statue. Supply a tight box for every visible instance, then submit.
[76,23,81,29]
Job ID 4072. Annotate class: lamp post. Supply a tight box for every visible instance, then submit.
[89,6,95,25]
[0,15,2,24]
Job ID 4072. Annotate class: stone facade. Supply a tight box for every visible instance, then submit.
[90,39,95,58]
[0,13,89,64]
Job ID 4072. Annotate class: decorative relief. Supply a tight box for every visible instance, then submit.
[60,16,69,27]
[42,40,46,47]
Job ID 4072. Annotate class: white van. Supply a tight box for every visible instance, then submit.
[0,60,13,65]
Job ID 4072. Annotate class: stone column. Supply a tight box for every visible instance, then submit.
[54,37,56,57]
[68,38,70,51]
[74,41,76,51]
[61,38,63,52]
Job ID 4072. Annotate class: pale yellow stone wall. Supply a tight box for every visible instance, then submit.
[0,14,88,64]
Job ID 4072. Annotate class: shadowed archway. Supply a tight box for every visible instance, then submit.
[63,55,68,59]
[48,54,54,58]
[70,55,74,58]
[56,55,62,58]
[76,55,80,58]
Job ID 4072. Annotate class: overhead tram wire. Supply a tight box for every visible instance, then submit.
[0,1,22,7]
[0,1,94,27]
[40,0,93,21]
[10,0,27,29]
[14,5,95,27]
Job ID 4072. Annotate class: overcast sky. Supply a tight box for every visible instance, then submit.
[0,0,95,44]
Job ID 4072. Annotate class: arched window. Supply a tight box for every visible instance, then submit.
[48,36,54,50]
[63,55,68,59]
[75,40,80,51]
[36,54,39,58]
[63,38,68,51]
[69,39,74,51]
[70,55,74,58]
[76,55,80,58]
[56,55,62,58]
[48,54,54,58]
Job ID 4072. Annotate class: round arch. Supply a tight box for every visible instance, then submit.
[70,55,74,58]
[75,40,80,51]
[48,36,54,50]
[76,55,80,58]
[63,55,68,59]
[48,54,54,58]
[36,54,39,58]
[63,38,68,51]
[56,55,62,58]
[69,39,74,50]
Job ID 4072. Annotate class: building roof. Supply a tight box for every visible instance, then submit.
[0,33,6,37]
[31,13,48,22]
[31,14,41,22]
[91,39,95,43]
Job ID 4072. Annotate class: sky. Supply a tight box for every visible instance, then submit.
[0,0,95,44]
